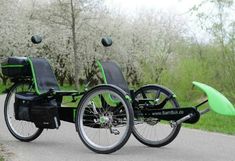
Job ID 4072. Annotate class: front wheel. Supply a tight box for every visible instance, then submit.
[132,85,181,147]
[4,82,43,142]
[76,85,134,154]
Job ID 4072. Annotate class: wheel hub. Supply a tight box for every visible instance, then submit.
[99,116,109,124]
[99,114,113,126]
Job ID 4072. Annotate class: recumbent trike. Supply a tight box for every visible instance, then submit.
[1,36,235,154]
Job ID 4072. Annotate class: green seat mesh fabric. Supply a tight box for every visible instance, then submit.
[98,61,130,95]
[28,58,60,94]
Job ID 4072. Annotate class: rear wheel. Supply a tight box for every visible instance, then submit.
[4,82,43,142]
[132,85,181,147]
[76,85,133,154]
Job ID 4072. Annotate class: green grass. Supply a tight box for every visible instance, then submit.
[59,84,81,107]
[0,85,5,93]
[0,83,9,94]
[0,156,4,161]
[0,144,4,161]
[179,100,235,135]
[59,84,77,91]
[184,111,235,134]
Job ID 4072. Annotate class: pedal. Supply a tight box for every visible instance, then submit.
[110,128,120,135]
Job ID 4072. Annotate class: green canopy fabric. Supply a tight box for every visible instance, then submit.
[193,81,235,116]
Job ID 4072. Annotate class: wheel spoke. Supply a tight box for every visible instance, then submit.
[77,87,132,153]
[133,86,181,147]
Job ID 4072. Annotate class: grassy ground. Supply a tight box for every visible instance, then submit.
[0,83,9,93]
[60,84,81,107]
[1,83,235,135]
[179,100,235,135]
[0,144,5,161]
[184,112,235,134]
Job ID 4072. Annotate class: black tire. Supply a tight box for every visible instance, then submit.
[76,85,134,154]
[4,82,43,142]
[132,85,181,147]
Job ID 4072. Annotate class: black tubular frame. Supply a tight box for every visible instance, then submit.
[9,81,210,126]
[131,88,210,125]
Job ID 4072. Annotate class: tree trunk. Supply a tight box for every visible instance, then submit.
[68,74,75,86]
[59,79,64,86]
[70,0,80,89]
[59,71,67,87]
